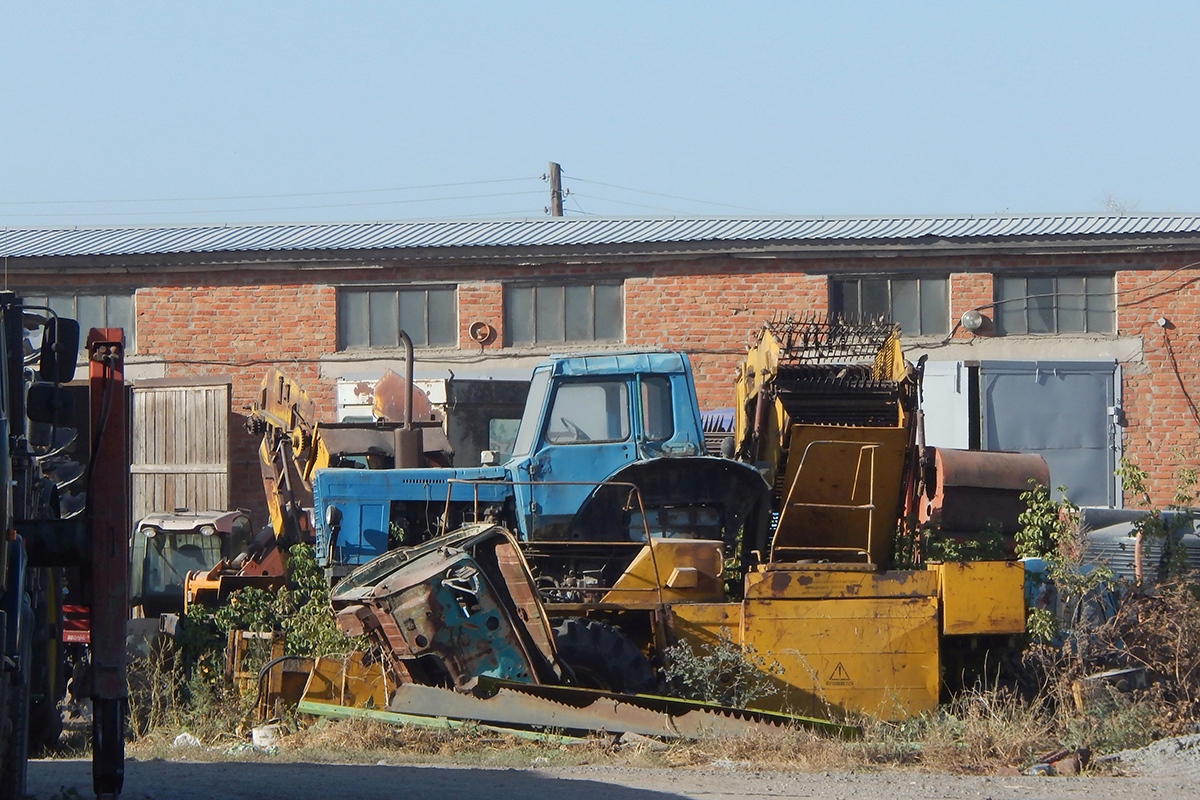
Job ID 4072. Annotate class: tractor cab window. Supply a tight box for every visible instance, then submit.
[640,376,674,442]
[545,380,630,444]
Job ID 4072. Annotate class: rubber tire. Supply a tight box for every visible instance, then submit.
[551,617,656,694]
[1,595,34,800]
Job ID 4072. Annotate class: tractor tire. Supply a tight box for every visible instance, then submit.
[1,595,34,800]
[551,617,656,694]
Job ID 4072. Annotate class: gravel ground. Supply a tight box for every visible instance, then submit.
[26,752,1200,800]
[1109,734,1200,779]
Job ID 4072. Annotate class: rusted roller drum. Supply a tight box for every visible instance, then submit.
[920,447,1050,534]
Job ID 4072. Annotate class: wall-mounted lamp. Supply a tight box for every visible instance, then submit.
[960,309,985,333]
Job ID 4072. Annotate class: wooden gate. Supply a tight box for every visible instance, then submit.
[130,380,231,524]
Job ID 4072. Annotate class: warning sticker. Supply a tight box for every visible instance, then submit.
[828,662,852,686]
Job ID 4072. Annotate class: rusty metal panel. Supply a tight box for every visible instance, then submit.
[932,561,1026,635]
[742,596,940,721]
[377,681,843,739]
[744,566,939,600]
[131,382,230,525]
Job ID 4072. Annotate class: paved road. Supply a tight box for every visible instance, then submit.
[27,757,1200,800]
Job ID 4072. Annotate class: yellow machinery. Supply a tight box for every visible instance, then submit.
[654,313,1028,720]
[290,316,1036,729]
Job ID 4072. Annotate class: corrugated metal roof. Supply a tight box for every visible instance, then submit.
[2,214,1200,259]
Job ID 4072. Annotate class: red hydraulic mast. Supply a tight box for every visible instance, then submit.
[87,329,126,799]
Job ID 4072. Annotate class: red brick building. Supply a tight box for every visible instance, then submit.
[3,214,1197,524]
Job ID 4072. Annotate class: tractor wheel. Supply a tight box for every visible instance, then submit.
[1,595,34,800]
[551,617,656,694]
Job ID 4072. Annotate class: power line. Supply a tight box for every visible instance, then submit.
[565,174,775,214]
[567,191,685,215]
[0,176,540,207]
[0,190,547,220]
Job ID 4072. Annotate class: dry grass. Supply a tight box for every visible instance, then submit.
[117,689,1059,775]
[112,576,1200,775]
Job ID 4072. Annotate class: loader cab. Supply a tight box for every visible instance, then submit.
[130,510,252,616]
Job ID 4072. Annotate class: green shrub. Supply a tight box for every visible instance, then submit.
[662,629,782,709]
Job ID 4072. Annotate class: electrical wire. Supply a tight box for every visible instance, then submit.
[0,176,540,207]
[565,191,687,215]
[1161,327,1200,430]
[0,190,548,220]
[566,192,594,217]
[565,175,774,214]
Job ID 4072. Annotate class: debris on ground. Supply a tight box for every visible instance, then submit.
[171,733,202,748]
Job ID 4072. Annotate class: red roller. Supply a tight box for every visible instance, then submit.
[920,447,1050,534]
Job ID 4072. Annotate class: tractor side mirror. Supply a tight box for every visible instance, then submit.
[40,316,80,383]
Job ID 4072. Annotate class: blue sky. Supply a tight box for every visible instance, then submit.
[1,2,1196,226]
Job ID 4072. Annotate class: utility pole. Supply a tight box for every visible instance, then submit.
[548,162,563,217]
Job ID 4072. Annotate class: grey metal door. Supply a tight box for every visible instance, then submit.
[130,381,231,524]
[979,360,1121,507]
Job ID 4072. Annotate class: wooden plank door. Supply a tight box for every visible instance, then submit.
[130,381,231,524]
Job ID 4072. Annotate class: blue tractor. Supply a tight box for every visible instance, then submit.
[313,351,771,587]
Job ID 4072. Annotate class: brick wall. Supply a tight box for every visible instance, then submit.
[11,246,1200,517]
[1119,262,1200,501]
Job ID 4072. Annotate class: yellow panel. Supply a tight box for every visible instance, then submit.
[931,560,1026,635]
[600,540,725,608]
[773,425,910,566]
[745,566,938,600]
[742,597,940,721]
[300,652,391,709]
[667,603,743,649]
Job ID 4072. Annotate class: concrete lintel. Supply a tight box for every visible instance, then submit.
[906,335,1143,364]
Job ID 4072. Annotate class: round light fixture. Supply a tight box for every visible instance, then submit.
[960,309,985,332]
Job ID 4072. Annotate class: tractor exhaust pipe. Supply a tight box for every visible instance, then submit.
[395,330,423,468]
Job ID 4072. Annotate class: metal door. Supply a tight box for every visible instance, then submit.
[921,360,973,450]
[979,360,1121,507]
[522,377,636,538]
[130,381,231,525]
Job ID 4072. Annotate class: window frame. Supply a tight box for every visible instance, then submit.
[828,275,949,336]
[336,285,458,350]
[503,280,624,346]
[24,290,136,353]
[993,273,1115,335]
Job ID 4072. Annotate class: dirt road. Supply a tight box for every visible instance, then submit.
[27,757,1200,800]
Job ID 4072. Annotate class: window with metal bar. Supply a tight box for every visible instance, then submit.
[337,286,457,349]
[994,274,1114,334]
[24,291,136,352]
[829,277,949,335]
[503,282,623,346]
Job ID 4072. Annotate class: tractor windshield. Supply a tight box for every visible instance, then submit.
[510,369,551,457]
